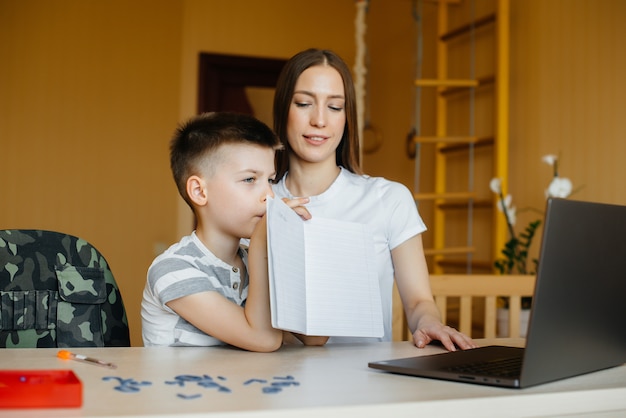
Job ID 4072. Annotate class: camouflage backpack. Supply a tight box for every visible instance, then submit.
[0,229,130,348]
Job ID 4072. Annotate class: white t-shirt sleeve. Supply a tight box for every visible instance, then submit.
[380,180,427,250]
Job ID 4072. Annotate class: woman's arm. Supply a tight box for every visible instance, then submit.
[392,234,476,351]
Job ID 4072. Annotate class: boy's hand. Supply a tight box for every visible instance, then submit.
[281,197,312,220]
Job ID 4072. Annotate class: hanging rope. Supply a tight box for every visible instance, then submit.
[354,0,382,155]
[410,0,424,192]
[466,0,477,274]
[354,0,368,145]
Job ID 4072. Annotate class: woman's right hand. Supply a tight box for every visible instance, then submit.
[281,197,312,220]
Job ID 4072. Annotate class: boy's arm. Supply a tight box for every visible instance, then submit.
[167,217,282,352]
[242,215,284,349]
[285,332,329,346]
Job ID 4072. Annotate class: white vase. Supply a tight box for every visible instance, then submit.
[496,308,531,338]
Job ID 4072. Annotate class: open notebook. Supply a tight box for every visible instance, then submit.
[369,198,626,388]
[266,197,384,338]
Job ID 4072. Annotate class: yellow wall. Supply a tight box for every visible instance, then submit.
[0,0,355,346]
[2,0,626,346]
[508,0,626,233]
[364,0,626,263]
[0,0,184,347]
[175,0,357,235]
[364,0,626,204]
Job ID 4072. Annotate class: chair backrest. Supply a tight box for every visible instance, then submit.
[0,229,130,348]
[429,274,536,339]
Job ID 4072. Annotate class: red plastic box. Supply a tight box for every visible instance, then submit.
[0,370,82,408]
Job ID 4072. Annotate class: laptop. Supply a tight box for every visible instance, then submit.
[369,198,626,388]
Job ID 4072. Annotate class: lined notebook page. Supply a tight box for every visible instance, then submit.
[266,197,307,332]
[267,197,383,338]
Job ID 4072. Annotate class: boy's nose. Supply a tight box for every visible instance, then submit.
[264,183,274,200]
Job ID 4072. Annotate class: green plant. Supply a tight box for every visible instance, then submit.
[494,219,541,276]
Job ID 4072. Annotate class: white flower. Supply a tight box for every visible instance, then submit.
[489,177,502,194]
[542,154,558,166]
[504,194,513,210]
[495,193,510,212]
[546,177,573,198]
[507,206,517,226]
[492,153,575,275]
[496,194,516,226]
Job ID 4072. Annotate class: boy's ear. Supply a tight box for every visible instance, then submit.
[186,175,208,206]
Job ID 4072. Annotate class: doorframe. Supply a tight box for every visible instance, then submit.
[197,52,287,114]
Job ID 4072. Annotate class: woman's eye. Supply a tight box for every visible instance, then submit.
[243,177,255,184]
[329,105,344,112]
[294,102,310,108]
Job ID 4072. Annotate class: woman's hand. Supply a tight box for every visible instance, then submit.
[281,197,312,220]
[412,317,477,351]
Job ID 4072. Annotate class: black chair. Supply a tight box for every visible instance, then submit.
[0,229,130,347]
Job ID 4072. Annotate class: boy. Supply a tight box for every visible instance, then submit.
[141,112,309,351]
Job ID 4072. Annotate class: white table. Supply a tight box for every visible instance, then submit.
[1,339,625,417]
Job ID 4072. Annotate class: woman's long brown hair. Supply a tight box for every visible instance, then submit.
[273,48,362,181]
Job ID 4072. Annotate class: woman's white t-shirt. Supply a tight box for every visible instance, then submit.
[272,167,427,342]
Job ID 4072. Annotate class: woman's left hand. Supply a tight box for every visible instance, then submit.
[412,320,477,351]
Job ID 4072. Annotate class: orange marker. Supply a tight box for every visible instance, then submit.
[57,350,117,369]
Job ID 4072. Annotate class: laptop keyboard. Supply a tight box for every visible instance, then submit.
[446,356,522,378]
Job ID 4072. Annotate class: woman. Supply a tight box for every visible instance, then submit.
[272,48,475,351]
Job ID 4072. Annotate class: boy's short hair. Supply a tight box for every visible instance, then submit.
[170,112,280,208]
